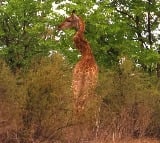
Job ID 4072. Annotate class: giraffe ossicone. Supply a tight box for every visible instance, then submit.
[58,11,98,113]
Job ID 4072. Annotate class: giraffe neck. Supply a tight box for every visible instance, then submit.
[73,17,94,59]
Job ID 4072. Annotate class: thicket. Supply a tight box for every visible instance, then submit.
[0,55,160,143]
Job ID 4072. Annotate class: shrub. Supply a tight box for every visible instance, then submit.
[97,59,160,140]
[20,54,72,142]
[1,56,160,142]
[0,59,23,143]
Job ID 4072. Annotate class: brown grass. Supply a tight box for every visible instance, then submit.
[0,57,160,143]
[91,138,159,143]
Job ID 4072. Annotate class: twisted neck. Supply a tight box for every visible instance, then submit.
[73,17,93,58]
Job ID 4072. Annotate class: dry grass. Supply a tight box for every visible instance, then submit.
[0,57,160,143]
[90,138,160,143]
[123,138,159,143]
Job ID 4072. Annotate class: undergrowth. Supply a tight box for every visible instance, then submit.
[0,56,160,142]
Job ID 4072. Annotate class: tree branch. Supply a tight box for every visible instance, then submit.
[114,7,149,49]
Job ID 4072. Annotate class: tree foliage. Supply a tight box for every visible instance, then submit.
[0,0,56,72]
[0,0,160,76]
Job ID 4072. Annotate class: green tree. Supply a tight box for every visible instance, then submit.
[0,0,56,73]
[95,0,160,76]
[57,0,160,77]
[1,0,160,78]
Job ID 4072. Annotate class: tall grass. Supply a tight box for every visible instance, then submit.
[0,56,160,142]
[0,59,23,142]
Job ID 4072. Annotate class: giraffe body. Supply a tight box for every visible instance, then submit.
[58,11,98,113]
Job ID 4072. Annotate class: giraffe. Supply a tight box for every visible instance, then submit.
[58,11,98,113]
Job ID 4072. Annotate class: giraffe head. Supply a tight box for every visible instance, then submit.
[58,10,84,31]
